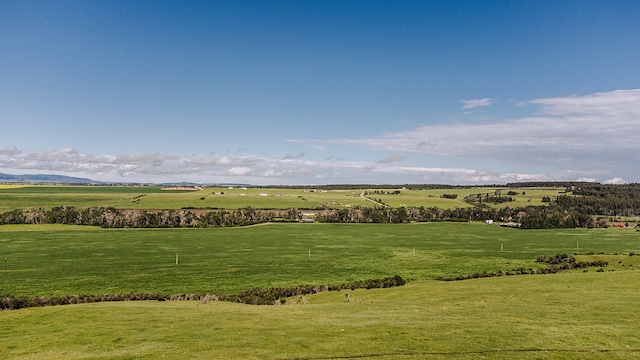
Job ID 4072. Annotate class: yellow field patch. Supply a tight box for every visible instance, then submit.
[0,184,26,189]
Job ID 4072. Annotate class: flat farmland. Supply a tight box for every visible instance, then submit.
[2,222,639,297]
[476,187,568,208]
[0,186,163,212]
[374,187,565,208]
[0,185,563,212]
[0,186,371,211]
[372,188,480,208]
[154,187,372,210]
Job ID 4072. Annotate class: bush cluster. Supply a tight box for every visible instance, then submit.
[1,292,174,310]
[220,275,406,305]
[436,254,608,282]
[536,253,608,269]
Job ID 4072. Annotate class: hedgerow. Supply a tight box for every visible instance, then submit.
[436,254,608,282]
[1,275,405,310]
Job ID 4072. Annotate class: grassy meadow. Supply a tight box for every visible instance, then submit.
[2,222,640,296]
[0,185,371,211]
[0,185,565,212]
[2,263,640,359]
[2,185,639,359]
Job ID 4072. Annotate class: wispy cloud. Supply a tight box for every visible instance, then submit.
[377,154,406,164]
[0,146,22,156]
[322,89,640,181]
[0,146,557,184]
[281,152,305,160]
[462,98,493,109]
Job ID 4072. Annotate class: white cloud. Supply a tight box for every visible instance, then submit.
[2,89,638,185]
[462,98,493,109]
[0,146,22,156]
[0,145,617,185]
[321,89,640,182]
[603,177,628,184]
[377,154,406,164]
[224,167,252,176]
[281,152,305,160]
[526,89,640,117]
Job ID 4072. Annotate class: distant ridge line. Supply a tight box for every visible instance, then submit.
[0,172,99,184]
[0,172,607,188]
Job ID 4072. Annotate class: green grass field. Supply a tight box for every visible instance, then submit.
[0,185,565,212]
[370,187,565,208]
[3,222,639,296]
[2,272,639,359]
[2,216,640,358]
[0,186,372,211]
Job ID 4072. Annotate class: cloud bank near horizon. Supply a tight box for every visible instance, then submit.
[315,89,639,183]
[2,89,638,185]
[1,146,558,185]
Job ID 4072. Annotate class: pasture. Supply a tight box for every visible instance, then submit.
[2,264,640,358]
[2,222,639,297]
[372,187,565,208]
[0,250,640,359]
[0,186,370,211]
[2,200,639,359]
[0,185,564,212]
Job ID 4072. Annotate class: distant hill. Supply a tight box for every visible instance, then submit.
[0,172,99,184]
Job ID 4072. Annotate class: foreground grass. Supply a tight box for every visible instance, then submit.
[2,223,640,297]
[2,223,640,359]
[2,272,639,359]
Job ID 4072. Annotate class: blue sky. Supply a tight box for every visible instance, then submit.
[1,0,639,185]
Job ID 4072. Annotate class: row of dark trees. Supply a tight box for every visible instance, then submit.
[1,183,638,229]
[512,182,640,217]
[463,192,514,206]
[555,183,640,217]
[0,206,280,228]
[314,205,617,229]
[0,204,607,229]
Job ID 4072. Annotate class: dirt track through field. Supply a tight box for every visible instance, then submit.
[359,190,386,207]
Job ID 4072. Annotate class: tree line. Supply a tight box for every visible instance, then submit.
[555,183,640,217]
[2,183,639,229]
[0,204,599,229]
[0,206,280,228]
